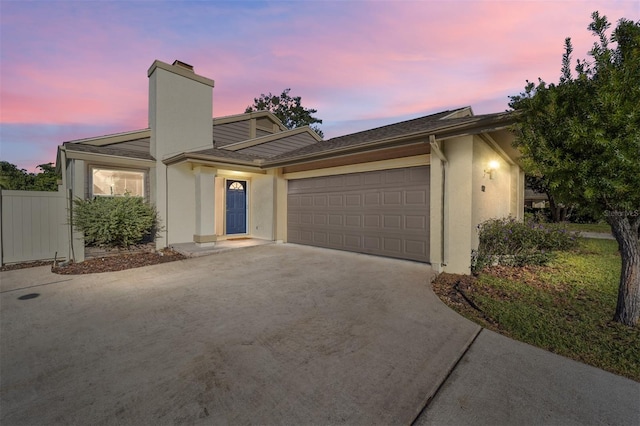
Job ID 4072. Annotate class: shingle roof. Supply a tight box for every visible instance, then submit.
[190,147,262,162]
[61,108,513,168]
[64,141,155,161]
[266,109,511,162]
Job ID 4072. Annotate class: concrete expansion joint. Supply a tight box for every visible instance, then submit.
[410,327,483,426]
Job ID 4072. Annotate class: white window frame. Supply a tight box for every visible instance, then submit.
[90,166,146,198]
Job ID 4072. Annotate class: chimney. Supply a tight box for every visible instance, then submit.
[147,59,215,159]
[172,60,194,72]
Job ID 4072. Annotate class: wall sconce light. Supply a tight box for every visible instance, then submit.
[484,160,500,179]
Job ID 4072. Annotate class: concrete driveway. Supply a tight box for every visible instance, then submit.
[0,244,478,425]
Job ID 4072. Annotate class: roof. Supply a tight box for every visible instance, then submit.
[63,138,155,161]
[58,107,516,170]
[262,110,515,167]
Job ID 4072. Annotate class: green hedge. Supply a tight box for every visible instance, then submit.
[72,195,160,248]
[472,217,579,273]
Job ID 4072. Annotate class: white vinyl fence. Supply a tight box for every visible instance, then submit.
[0,188,70,265]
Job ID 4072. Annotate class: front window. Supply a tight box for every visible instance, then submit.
[92,167,145,197]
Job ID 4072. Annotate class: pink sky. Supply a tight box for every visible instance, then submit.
[1,0,638,171]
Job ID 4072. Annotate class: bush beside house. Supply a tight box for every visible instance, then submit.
[72,195,160,249]
[472,217,579,273]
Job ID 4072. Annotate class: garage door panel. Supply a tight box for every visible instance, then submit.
[363,236,381,250]
[345,215,361,227]
[364,192,380,206]
[345,194,362,206]
[345,235,362,248]
[288,166,430,262]
[314,214,327,225]
[328,195,343,206]
[383,238,402,253]
[300,212,313,224]
[383,191,402,205]
[406,189,427,204]
[364,173,383,185]
[383,215,402,229]
[406,215,427,230]
[406,239,428,257]
[328,214,343,226]
[364,215,380,228]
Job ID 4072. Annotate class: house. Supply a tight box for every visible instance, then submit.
[56,59,523,274]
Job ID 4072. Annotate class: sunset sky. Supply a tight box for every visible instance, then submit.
[1,0,638,172]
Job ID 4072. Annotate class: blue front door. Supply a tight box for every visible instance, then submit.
[226,180,246,234]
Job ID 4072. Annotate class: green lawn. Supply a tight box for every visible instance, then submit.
[450,238,639,381]
[564,222,612,233]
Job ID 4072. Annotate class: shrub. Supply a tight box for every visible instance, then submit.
[72,195,160,248]
[472,217,579,273]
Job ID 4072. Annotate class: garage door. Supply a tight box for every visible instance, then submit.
[287,166,430,262]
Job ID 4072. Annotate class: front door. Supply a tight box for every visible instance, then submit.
[226,180,247,234]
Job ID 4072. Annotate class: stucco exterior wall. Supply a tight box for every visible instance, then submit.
[148,64,214,160]
[471,139,512,250]
[148,61,214,249]
[215,177,224,236]
[429,156,444,272]
[250,173,274,240]
[166,163,197,245]
[442,135,474,274]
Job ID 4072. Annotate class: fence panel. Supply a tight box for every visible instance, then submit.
[1,189,69,265]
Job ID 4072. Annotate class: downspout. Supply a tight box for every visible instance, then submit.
[165,164,169,248]
[429,135,447,268]
[61,149,76,263]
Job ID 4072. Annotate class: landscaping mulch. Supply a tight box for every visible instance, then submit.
[2,249,185,275]
[52,249,186,274]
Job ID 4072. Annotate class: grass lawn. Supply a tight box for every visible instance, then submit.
[433,238,640,382]
[564,222,612,233]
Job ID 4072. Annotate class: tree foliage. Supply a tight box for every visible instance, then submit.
[245,88,324,138]
[0,161,60,191]
[509,12,640,326]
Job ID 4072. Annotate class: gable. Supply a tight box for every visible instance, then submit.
[213,121,251,147]
[234,131,319,158]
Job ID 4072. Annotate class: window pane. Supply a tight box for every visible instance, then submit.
[92,168,144,197]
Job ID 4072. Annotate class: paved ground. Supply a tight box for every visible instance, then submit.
[418,329,640,426]
[1,244,478,425]
[2,243,638,425]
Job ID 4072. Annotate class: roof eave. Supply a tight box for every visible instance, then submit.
[263,113,515,168]
[61,146,156,166]
[162,153,265,172]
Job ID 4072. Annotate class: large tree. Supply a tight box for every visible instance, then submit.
[0,161,59,191]
[509,12,640,326]
[245,88,324,138]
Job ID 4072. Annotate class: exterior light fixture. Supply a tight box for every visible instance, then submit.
[484,160,500,179]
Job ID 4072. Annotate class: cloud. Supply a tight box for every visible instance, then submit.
[1,0,637,170]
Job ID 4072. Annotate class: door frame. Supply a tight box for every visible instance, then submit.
[224,178,249,235]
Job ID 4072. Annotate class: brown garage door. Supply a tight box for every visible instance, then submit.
[287,166,430,262]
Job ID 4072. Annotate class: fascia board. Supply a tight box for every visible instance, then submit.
[213,111,287,131]
[64,129,150,147]
[162,153,265,172]
[62,148,155,168]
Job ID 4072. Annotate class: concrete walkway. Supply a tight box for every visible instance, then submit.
[170,237,274,257]
[1,244,638,425]
[415,329,640,425]
[580,231,616,240]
